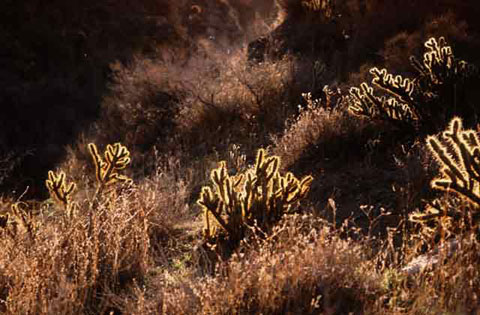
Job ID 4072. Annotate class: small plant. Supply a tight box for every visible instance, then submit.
[301,0,335,17]
[349,37,478,132]
[45,170,77,218]
[197,148,313,246]
[45,171,76,207]
[8,202,39,240]
[88,142,132,194]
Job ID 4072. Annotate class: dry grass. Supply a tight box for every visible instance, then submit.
[0,188,150,314]
[153,214,382,315]
[0,145,194,314]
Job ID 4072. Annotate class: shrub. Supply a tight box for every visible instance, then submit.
[175,53,321,157]
[272,92,373,170]
[96,58,181,157]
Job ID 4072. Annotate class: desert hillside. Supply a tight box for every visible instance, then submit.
[1,1,480,314]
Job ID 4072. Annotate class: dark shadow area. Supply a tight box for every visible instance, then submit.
[0,0,273,198]
[0,0,180,198]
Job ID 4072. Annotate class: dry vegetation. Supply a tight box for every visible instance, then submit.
[2,0,480,314]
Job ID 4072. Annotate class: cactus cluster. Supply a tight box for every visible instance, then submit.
[349,37,478,131]
[3,143,133,233]
[197,149,313,243]
[410,37,476,87]
[349,78,418,124]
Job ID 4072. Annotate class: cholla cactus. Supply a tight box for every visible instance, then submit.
[370,67,416,105]
[411,37,477,87]
[409,117,480,237]
[349,37,478,131]
[10,202,38,240]
[301,0,335,17]
[426,117,480,204]
[88,143,132,189]
[197,149,313,243]
[45,171,76,212]
[349,82,418,124]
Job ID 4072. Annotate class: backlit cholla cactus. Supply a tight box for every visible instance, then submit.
[301,0,335,18]
[349,37,478,130]
[197,149,313,243]
[88,143,132,191]
[349,80,418,124]
[46,171,76,217]
[426,117,480,204]
[410,37,477,87]
[409,116,480,236]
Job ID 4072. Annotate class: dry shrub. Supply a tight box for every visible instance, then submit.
[0,188,150,314]
[134,157,196,264]
[161,214,381,314]
[381,31,423,75]
[404,232,480,313]
[380,226,480,313]
[97,57,181,157]
[346,62,377,89]
[388,140,438,215]
[273,98,374,171]
[175,53,322,157]
[0,146,193,314]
